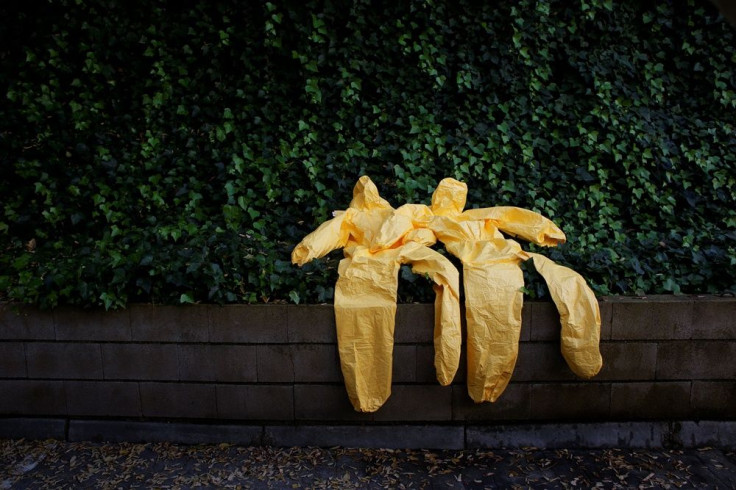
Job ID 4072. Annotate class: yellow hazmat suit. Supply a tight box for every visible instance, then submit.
[376,178,602,403]
[291,176,462,412]
[432,178,602,402]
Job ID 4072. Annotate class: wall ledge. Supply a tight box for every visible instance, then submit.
[1,418,734,450]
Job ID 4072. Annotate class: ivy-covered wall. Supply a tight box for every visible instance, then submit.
[1,0,735,309]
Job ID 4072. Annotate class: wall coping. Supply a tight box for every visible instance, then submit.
[3,295,735,343]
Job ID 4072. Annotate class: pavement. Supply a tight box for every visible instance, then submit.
[2,438,736,489]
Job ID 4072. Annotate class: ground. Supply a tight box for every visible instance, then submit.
[2,439,736,489]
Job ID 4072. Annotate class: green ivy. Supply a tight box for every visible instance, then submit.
[1,0,735,308]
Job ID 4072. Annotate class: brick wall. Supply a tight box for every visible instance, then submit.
[1,297,735,426]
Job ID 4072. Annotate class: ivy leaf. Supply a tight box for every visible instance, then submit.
[180,293,195,304]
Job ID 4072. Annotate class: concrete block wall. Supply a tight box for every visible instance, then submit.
[1,297,735,427]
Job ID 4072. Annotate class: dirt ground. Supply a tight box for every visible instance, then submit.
[2,438,736,489]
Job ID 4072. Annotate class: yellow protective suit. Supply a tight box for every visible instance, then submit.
[291,176,462,412]
[376,178,602,403]
[432,178,602,402]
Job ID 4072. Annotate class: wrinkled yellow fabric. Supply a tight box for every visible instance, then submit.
[378,178,603,403]
[428,178,602,402]
[292,176,462,412]
[434,183,533,403]
[528,253,602,379]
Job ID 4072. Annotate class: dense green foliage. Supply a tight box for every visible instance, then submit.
[1,0,735,308]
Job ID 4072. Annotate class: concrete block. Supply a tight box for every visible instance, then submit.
[373,385,452,421]
[514,343,577,381]
[530,383,611,420]
[0,380,67,415]
[596,342,658,381]
[611,299,693,340]
[416,345,466,384]
[217,345,259,383]
[26,342,103,379]
[0,305,55,340]
[610,382,692,419]
[392,345,416,382]
[656,341,736,380]
[691,381,736,418]
[216,384,294,421]
[455,348,468,384]
[264,425,464,449]
[257,345,294,382]
[102,343,179,380]
[530,302,560,341]
[415,345,437,383]
[214,383,249,420]
[598,300,613,340]
[294,384,374,422]
[65,381,141,417]
[140,382,217,419]
[292,344,341,382]
[467,422,668,449]
[0,418,67,441]
[178,344,257,383]
[517,303,532,341]
[535,297,614,344]
[130,304,209,342]
[395,304,434,343]
[678,421,736,450]
[691,299,736,339]
[177,344,217,382]
[54,307,131,341]
[68,420,263,445]
[452,383,531,421]
[244,385,294,420]
[0,342,27,377]
[287,305,336,343]
[209,305,288,343]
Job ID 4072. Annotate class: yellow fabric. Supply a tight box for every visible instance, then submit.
[292,176,462,412]
[463,261,524,403]
[376,197,528,403]
[528,253,603,379]
[424,178,602,403]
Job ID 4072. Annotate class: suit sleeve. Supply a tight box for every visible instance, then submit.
[291,211,351,266]
[463,206,566,246]
[398,242,462,386]
[528,252,603,379]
